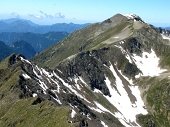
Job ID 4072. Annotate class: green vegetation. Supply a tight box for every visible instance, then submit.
[137,76,170,127]
[31,19,134,69]
[0,98,76,127]
[85,21,132,50]
[0,55,77,127]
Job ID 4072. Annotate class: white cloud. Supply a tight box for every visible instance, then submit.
[39,11,54,19]
[10,12,20,18]
[28,14,43,19]
[55,13,65,18]
[28,11,65,20]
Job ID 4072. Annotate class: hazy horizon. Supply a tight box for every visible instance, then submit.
[0,0,170,27]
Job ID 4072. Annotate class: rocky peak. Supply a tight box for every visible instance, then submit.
[153,27,170,41]
[101,14,129,29]
[122,14,144,23]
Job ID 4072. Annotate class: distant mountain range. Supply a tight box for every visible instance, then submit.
[1,18,39,26]
[10,40,36,59]
[0,31,69,52]
[0,40,35,61]
[0,41,13,61]
[0,18,90,33]
[0,18,89,61]
[166,27,170,30]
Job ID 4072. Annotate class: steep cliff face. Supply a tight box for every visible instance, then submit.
[1,14,170,127]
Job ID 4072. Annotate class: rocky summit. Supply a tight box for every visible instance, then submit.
[1,14,170,127]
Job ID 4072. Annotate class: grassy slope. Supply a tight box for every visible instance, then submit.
[128,25,170,126]
[32,20,134,69]
[32,23,102,68]
[137,76,170,127]
[31,14,133,68]
[0,98,76,127]
[0,56,77,127]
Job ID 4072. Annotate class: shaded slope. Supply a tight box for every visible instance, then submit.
[0,31,69,52]
[10,40,36,59]
[0,41,13,61]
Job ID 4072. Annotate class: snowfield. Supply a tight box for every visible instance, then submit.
[132,49,166,77]
[103,63,148,127]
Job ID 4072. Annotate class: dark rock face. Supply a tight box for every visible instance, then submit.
[32,97,43,105]
[57,51,110,96]
[154,27,170,37]
[3,55,102,126]
[123,38,142,54]
[8,54,17,66]
[123,62,140,77]
[63,94,96,119]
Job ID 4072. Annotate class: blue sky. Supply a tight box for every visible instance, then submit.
[0,0,170,27]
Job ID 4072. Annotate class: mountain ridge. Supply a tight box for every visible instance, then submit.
[1,13,170,127]
[0,31,69,52]
[31,13,147,68]
[0,18,39,26]
[0,40,36,61]
[0,19,90,33]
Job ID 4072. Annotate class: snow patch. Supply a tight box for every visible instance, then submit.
[115,44,133,63]
[53,72,91,103]
[20,57,31,64]
[123,14,143,23]
[22,73,31,79]
[161,34,170,41]
[42,68,53,78]
[51,90,62,104]
[101,121,108,127]
[94,88,102,93]
[114,36,119,39]
[71,109,77,118]
[103,62,148,127]
[32,93,37,97]
[123,14,138,19]
[38,79,48,91]
[94,101,114,115]
[57,69,63,74]
[132,49,166,77]
[33,67,42,79]
[89,106,103,113]
[79,77,88,87]
[74,76,81,90]
[53,97,62,104]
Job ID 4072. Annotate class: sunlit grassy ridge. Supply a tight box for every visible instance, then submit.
[0,98,76,127]
[0,55,77,127]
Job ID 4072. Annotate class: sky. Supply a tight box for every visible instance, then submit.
[0,0,170,27]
